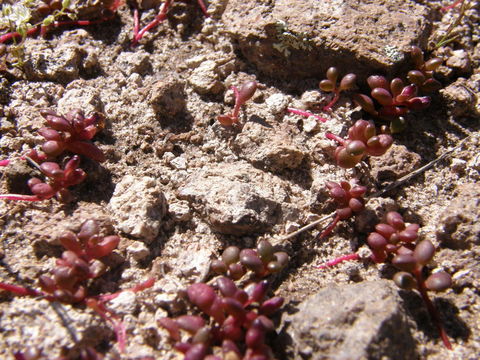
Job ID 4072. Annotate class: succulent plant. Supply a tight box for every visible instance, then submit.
[319,67,357,111]
[408,46,443,93]
[326,119,393,168]
[319,180,367,239]
[38,109,106,162]
[217,81,258,126]
[160,280,284,360]
[0,155,87,202]
[159,240,288,359]
[353,46,442,132]
[210,240,289,278]
[367,212,453,349]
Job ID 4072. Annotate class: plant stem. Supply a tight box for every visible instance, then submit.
[323,90,340,111]
[317,252,360,269]
[325,132,346,146]
[413,269,452,350]
[286,108,328,123]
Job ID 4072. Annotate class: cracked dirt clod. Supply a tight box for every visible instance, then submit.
[109,175,168,243]
[178,162,291,235]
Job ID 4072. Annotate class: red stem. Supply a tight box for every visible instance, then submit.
[133,0,172,44]
[0,194,43,201]
[0,282,44,297]
[413,269,452,350]
[0,159,10,166]
[286,108,328,123]
[440,0,464,12]
[323,90,340,112]
[231,86,242,121]
[318,213,341,239]
[133,8,140,38]
[196,0,210,17]
[317,252,360,269]
[97,277,155,302]
[325,132,346,146]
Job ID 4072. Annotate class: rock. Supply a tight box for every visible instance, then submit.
[169,200,192,222]
[437,183,480,249]
[107,291,138,316]
[23,41,84,83]
[281,280,417,360]
[440,74,480,117]
[222,0,433,80]
[109,176,168,243]
[115,51,151,76]
[368,144,422,185]
[233,122,307,172]
[446,49,472,74]
[265,93,291,114]
[177,162,290,235]
[147,76,186,118]
[58,85,103,115]
[188,60,224,95]
[303,116,320,133]
[127,241,151,261]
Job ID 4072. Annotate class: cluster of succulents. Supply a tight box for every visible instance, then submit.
[38,219,119,303]
[351,46,442,132]
[0,155,86,202]
[0,220,155,353]
[159,240,288,359]
[0,108,105,202]
[38,109,106,162]
[326,119,393,168]
[319,180,367,239]
[217,81,258,127]
[210,240,289,278]
[366,211,452,349]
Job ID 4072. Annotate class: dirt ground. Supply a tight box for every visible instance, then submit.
[0,0,479,359]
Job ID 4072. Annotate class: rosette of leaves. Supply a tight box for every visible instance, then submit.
[354,76,431,132]
[0,155,87,202]
[319,180,367,239]
[210,240,289,279]
[38,108,106,162]
[38,219,120,303]
[367,211,453,349]
[325,119,393,168]
[159,280,284,359]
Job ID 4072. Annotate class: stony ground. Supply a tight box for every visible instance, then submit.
[0,0,479,359]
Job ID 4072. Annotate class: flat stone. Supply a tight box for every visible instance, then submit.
[281,280,417,360]
[222,0,433,80]
[177,162,290,235]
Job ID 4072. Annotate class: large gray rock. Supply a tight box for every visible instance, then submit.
[222,0,433,80]
[177,162,290,235]
[282,280,417,360]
